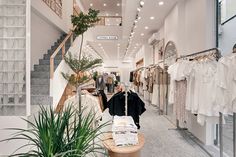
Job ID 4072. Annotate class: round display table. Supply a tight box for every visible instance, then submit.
[103,133,145,157]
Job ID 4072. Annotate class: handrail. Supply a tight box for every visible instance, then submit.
[50,26,75,79]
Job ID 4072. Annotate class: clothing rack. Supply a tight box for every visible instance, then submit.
[175,47,225,157]
[176,48,221,61]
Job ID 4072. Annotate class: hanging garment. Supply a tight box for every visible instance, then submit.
[98,90,108,110]
[130,71,134,82]
[108,91,146,129]
[148,69,154,93]
[151,84,159,106]
[216,54,236,114]
[96,75,106,90]
[64,94,103,128]
[143,69,149,91]
[174,80,188,128]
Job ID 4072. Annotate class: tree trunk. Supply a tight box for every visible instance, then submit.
[79,34,84,60]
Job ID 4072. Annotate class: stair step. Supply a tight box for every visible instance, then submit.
[43,54,63,60]
[31,85,49,95]
[31,78,50,85]
[34,64,58,72]
[31,71,50,78]
[31,95,52,106]
[39,59,61,65]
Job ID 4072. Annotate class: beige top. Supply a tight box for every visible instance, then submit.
[103,133,145,154]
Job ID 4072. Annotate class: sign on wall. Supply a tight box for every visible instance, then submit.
[97,36,118,40]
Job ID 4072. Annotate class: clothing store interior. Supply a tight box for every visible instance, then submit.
[1,0,236,157]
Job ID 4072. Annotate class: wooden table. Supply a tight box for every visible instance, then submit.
[103,133,145,157]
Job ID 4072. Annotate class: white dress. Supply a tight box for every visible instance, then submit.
[64,94,103,127]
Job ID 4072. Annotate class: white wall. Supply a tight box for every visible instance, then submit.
[31,0,73,32]
[219,18,236,55]
[134,0,217,145]
[0,117,29,156]
[31,10,62,70]
[162,0,216,145]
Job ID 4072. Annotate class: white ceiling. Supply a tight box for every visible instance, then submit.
[81,0,179,62]
[81,0,122,16]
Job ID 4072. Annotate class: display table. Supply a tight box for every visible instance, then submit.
[103,133,145,157]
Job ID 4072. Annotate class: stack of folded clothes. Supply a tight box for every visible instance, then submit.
[112,116,138,146]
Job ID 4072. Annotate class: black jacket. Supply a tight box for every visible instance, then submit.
[108,91,146,129]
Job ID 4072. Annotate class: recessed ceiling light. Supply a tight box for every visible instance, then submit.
[145,26,149,29]
[134,20,138,23]
[115,13,119,16]
[159,1,164,5]
[90,3,93,7]
[140,1,145,6]
[138,17,141,20]
[150,16,155,20]
[141,33,144,36]
[137,7,141,12]
[103,3,107,6]
[117,3,120,6]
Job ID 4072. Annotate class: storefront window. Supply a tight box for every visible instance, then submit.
[220,0,236,24]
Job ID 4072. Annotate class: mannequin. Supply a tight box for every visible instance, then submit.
[95,73,108,109]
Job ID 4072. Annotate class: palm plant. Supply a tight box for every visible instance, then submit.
[1,106,108,157]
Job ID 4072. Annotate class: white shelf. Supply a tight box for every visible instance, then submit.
[0,4,26,6]
[0,15,26,17]
[0,93,25,95]
[0,70,25,72]
[0,82,25,84]
[0,104,26,107]
[0,48,25,50]
[0,60,25,61]
[0,26,25,28]
[0,37,26,39]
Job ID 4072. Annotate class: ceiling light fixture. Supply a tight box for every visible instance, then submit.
[137,7,141,12]
[159,1,164,6]
[90,3,93,7]
[115,13,119,16]
[103,3,107,7]
[117,3,120,6]
[141,33,144,36]
[150,16,155,20]
[106,13,109,16]
[145,26,149,29]
[140,1,144,6]
[138,17,141,20]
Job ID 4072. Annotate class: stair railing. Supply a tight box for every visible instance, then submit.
[50,27,75,79]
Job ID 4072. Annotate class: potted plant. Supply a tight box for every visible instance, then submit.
[1,106,107,156]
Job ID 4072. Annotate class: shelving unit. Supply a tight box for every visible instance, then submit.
[0,0,27,116]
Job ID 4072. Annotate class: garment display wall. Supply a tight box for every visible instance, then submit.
[0,0,27,116]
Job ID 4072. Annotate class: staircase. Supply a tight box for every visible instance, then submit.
[31,34,71,107]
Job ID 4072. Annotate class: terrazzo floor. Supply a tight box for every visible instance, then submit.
[101,98,212,157]
[139,104,210,157]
